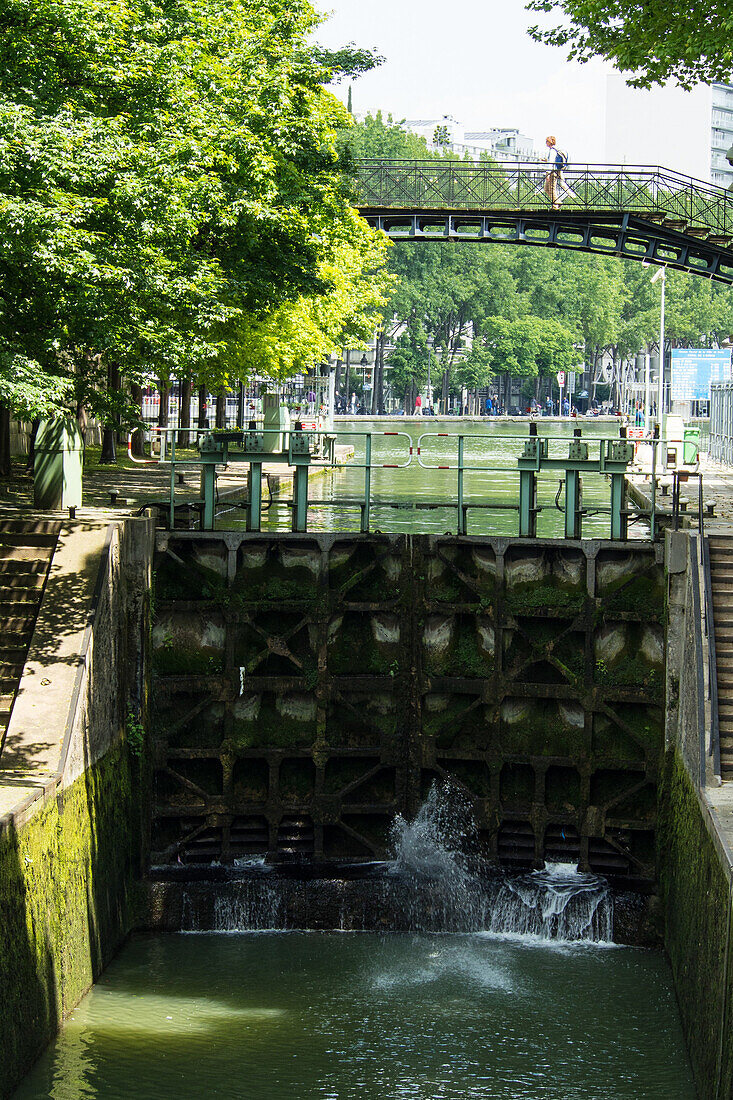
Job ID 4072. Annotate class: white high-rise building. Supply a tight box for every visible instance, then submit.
[605,74,733,188]
[711,83,733,188]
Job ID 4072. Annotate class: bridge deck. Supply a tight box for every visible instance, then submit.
[354,161,733,282]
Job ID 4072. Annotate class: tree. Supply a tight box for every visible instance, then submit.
[0,0,391,440]
[526,0,733,88]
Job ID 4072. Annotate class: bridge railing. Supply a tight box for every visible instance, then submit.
[354,160,733,237]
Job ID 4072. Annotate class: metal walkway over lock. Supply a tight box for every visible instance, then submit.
[151,424,695,542]
[354,160,733,283]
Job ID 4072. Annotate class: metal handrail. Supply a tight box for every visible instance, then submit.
[354,159,733,236]
[702,534,722,780]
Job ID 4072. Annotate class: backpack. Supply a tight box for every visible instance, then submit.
[555,148,568,170]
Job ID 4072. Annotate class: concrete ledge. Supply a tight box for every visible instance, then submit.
[0,517,154,837]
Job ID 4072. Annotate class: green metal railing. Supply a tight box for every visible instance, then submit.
[143,425,702,541]
[354,159,733,237]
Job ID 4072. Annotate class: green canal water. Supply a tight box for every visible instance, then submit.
[238,418,649,539]
[15,932,695,1099]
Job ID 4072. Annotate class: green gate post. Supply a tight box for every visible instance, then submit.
[610,473,627,539]
[201,461,217,530]
[518,423,540,537]
[518,470,537,537]
[565,471,582,539]
[248,461,263,532]
[292,462,309,532]
[457,435,466,535]
[361,433,372,533]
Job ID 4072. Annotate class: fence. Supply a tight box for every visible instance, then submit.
[709,383,733,466]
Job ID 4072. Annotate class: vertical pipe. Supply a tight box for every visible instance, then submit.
[650,425,659,540]
[658,270,666,428]
[644,351,651,430]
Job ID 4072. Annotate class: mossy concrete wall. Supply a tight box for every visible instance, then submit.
[658,751,733,1100]
[0,742,143,1099]
[0,517,154,1099]
[662,531,733,1100]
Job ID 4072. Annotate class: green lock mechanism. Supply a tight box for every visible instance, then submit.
[194,424,313,532]
[517,426,636,540]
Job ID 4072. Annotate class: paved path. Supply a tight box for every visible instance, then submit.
[0,445,354,523]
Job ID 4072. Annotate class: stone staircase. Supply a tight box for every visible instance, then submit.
[0,519,61,753]
[708,536,733,780]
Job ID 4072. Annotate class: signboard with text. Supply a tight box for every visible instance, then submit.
[670,348,731,401]
[556,371,565,387]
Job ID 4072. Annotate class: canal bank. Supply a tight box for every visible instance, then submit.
[0,517,154,1099]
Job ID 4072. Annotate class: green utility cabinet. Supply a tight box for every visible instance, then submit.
[34,418,83,510]
[683,426,700,464]
[262,392,290,453]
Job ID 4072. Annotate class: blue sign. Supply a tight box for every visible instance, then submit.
[670,349,731,401]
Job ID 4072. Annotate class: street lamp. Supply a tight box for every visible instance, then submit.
[426,337,433,411]
[651,267,666,426]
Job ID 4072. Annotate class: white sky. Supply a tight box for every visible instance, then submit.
[312,0,704,171]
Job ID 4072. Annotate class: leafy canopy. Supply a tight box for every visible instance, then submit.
[526,0,733,88]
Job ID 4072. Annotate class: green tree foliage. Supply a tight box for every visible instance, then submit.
[526,0,733,88]
[0,0,391,425]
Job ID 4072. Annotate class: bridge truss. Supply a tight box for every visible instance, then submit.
[355,160,733,284]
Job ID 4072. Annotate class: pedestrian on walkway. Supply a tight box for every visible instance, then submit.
[544,136,568,210]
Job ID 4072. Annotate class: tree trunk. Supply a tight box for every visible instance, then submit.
[130,383,145,458]
[0,403,10,477]
[197,385,207,429]
[26,419,40,473]
[215,391,226,429]
[157,381,169,428]
[100,362,120,464]
[344,351,351,411]
[179,378,192,446]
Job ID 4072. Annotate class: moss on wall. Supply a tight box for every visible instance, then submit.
[0,740,143,1100]
[657,750,733,1100]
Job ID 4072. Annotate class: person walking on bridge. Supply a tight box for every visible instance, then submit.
[544,136,568,210]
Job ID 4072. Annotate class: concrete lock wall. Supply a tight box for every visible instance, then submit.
[0,517,154,1100]
[151,533,665,889]
[661,531,733,1100]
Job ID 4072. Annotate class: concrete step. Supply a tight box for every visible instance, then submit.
[0,559,49,576]
[0,519,60,536]
[0,587,41,603]
[0,532,57,550]
[0,574,45,592]
[0,615,35,636]
[0,601,39,622]
[0,545,54,563]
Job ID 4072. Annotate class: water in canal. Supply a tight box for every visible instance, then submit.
[239,418,649,539]
[15,931,694,1099]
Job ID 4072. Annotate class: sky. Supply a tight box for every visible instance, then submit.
[312,0,614,162]
[311,0,710,175]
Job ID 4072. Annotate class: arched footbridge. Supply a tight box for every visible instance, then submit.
[354,160,733,283]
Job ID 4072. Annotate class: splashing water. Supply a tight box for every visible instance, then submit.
[488,862,613,943]
[389,783,612,942]
[388,781,490,932]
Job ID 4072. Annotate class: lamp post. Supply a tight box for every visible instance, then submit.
[651,267,666,426]
[426,336,434,412]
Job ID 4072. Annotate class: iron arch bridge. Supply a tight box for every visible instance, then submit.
[354,160,733,284]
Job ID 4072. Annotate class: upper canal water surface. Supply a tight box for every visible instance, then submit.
[235,418,649,539]
[15,931,694,1099]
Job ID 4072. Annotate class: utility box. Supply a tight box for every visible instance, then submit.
[34,418,83,510]
[683,426,701,465]
[262,393,290,453]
